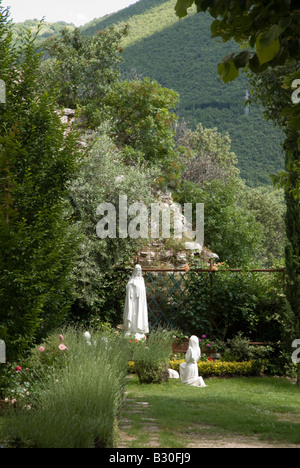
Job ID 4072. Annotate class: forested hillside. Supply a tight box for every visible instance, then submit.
[11,0,286,186]
[11,19,75,42]
[81,0,284,186]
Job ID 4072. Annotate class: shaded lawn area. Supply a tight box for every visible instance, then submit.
[125,376,300,447]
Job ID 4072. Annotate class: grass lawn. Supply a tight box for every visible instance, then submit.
[2,374,300,448]
[121,375,300,448]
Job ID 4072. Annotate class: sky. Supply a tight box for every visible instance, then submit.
[5,0,140,26]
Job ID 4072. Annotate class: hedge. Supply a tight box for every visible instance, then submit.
[169,359,265,377]
[128,359,265,377]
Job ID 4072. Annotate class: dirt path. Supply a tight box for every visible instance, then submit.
[187,430,300,448]
[118,396,161,448]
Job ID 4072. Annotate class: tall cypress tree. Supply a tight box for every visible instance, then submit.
[0,4,81,360]
[285,135,300,328]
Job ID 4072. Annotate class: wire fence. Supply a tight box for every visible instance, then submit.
[139,260,286,329]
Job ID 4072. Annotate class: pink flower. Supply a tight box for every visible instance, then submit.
[39,346,45,352]
[59,344,67,351]
[59,334,64,341]
[201,335,206,339]
[15,366,22,372]
[206,343,211,347]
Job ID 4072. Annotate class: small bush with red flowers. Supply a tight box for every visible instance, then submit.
[1,326,130,448]
[0,363,30,409]
[0,332,71,410]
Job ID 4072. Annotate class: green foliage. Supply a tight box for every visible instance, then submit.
[106,77,184,187]
[0,8,81,361]
[180,123,240,185]
[82,0,284,187]
[11,0,287,186]
[11,19,75,46]
[240,186,286,264]
[175,0,300,73]
[175,166,287,267]
[175,0,300,190]
[68,126,158,323]
[177,180,263,265]
[1,327,129,448]
[174,123,283,265]
[41,26,128,126]
[250,64,300,322]
[132,328,174,384]
[171,269,292,344]
[222,332,272,362]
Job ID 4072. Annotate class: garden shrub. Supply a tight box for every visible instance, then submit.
[132,329,173,384]
[171,267,291,343]
[221,331,273,362]
[1,327,130,448]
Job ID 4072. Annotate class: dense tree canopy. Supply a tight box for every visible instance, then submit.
[41,26,128,126]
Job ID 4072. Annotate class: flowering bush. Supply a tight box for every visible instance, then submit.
[0,362,36,410]
[0,332,71,410]
[29,333,70,375]
[2,326,130,448]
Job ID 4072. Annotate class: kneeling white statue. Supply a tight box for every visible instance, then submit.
[180,335,206,387]
[123,264,149,341]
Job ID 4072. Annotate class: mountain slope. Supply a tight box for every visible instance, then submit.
[81,0,284,186]
[11,19,75,43]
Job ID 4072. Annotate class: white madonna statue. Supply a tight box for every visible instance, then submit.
[180,335,206,387]
[123,264,149,340]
